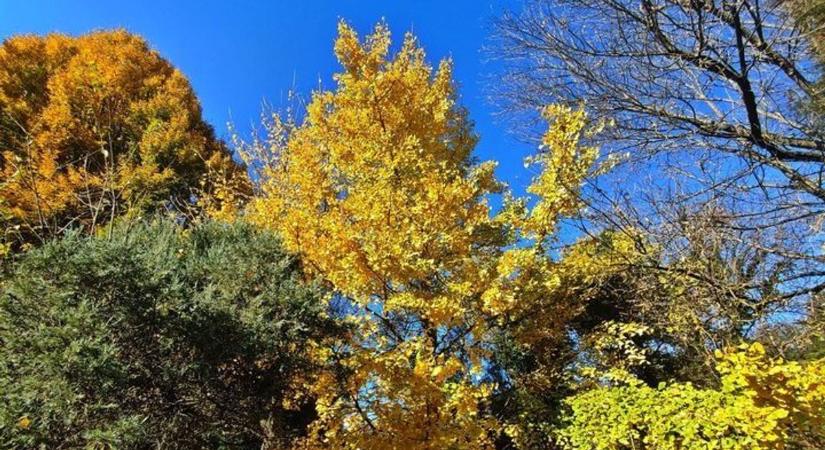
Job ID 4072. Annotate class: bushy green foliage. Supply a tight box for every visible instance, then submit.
[0,219,343,449]
[557,344,825,450]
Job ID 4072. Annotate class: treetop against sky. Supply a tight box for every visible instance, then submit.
[0,0,535,196]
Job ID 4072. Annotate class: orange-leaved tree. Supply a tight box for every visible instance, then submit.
[0,30,248,251]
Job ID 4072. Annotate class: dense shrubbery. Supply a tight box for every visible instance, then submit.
[0,220,343,449]
[559,343,825,450]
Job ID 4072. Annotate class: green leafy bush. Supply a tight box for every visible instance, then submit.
[558,344,825,450]
[0,220,343,449]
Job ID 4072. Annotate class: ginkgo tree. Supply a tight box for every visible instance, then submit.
[251,21,502,448]
[249,21,601,449]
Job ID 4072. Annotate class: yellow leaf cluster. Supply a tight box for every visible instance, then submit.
[717,342,825,443]
[521,105,598,241]
[559,343,825,449]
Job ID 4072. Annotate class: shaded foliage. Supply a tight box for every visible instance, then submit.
[0,219,343,449]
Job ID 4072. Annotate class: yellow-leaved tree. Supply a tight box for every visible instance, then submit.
[0,30,248,251]
[251,21,502,448]
[249,21,602,449]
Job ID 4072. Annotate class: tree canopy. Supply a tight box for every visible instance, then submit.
[0,30,248,252]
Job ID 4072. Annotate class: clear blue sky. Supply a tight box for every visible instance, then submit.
[0,0,536,195]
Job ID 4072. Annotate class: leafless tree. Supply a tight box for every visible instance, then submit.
[492,0,825,351]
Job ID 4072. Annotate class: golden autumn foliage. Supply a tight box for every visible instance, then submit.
[252,21,503,449]
[0,30,248,249]
[249,21,603,450]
